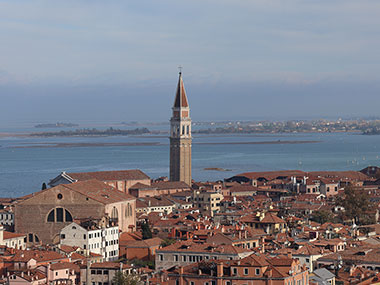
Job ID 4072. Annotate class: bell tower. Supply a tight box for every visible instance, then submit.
[170,70,192,186]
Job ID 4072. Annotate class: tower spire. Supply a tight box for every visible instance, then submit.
[173,70,189,109]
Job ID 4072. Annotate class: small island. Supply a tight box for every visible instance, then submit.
[30,127,150,137]
[34,122,79,128]
[204,167,232,171]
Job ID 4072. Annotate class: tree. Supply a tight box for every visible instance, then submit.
[128,258,155,269]
[337,186,375,225]
[310,210,334,224]
[141,221,152,239]
[112,271,143,285]
[161,238,176,247]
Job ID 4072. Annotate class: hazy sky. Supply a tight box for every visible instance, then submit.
[1,0,380,124]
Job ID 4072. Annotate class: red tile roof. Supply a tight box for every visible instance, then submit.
[158,241,251,255]
[67,169,150,182]
[50,262,79,271]
[60,179,135,204]
[236,170,306,180]
[12,250,66,263]
[3,231,25,240]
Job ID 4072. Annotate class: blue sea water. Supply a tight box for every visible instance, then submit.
[1,131,380,197]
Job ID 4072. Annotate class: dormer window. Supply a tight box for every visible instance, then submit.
[255,268,260,275]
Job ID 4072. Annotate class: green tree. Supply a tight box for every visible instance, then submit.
[141,221,152,239]
[128,258,155,269]
[310,210,334,224]
[337,186,374,225]
[161,238,176,247]
[112,271,143,285]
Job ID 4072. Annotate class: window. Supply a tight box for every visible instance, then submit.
[159,254,163,261]
[111,207,119,223]
[244,268,249,275]
[232,268,237,275]
[56,208,64,222]
[47,210,54,222]
[61,234,66,239]
[255,268,260,275]
[65,210,73,222]
[57,193,63,200]
[46,207,73,223]
[174,255,179,261]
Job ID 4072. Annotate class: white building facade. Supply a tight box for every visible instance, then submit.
[60,222,119,261]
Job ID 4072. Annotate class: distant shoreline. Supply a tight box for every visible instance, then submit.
[0,133,29,138]
[196,140,320,145]
[9,140,321,149]
[0,130,359,139]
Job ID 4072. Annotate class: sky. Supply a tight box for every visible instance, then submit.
[1,0,380,125]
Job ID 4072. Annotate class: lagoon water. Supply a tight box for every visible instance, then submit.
[1,130,380,197]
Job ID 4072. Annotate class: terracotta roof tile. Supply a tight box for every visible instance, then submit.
[3,231,25,240]
[67,169,150,181]
[12,250,66,263]
[61,180,135,204]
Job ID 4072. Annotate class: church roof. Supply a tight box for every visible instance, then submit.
[61,180,135,204]
[173,72,189,108]
[67,169,150,182]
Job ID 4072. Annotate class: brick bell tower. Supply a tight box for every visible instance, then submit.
[169,70,192,186]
